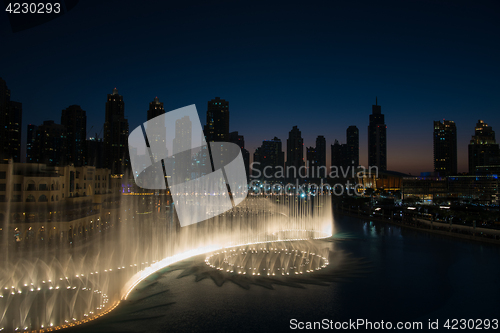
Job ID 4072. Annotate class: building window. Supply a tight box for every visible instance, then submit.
[0,195,5,202]
[26,195,35,202]
[12,195,22,202]
[0,184,5,191]
[39,195,48,202]
[0,172,5,179]
[14,183,22,191]
[39,184,48,191]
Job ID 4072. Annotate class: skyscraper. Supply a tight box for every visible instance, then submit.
[346,126,359,167]
[26,124,37,163]
[315,135,326,178]
[253,137,284,180]
[147,96,165,120]
[286,126,304,172]
[229,131,250,179]
[0,78,22,163]
[368,97,387,171]
[331,140,345,169]
[103,88,130,175]
[468,120,500,174]
[306,146,317,176]
[61,105,87,167]
[331,126,359,171]
[33,120,67,166]
[147,97,167,162]
[172,115,192,183]
[173,116,192,155]
[87,138,104,168]
[433,120,457,176]
[206,97,229,142]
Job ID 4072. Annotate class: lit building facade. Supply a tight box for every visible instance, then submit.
[0,162,115,245]
[433,120,457,177]
[206,97,229,142]
[468,120,500,174]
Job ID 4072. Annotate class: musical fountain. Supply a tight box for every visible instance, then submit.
[0,192,333,332]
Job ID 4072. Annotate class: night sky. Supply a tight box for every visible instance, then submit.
[1,0,499,175]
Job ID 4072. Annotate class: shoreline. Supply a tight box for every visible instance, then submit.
[334,208,500,246]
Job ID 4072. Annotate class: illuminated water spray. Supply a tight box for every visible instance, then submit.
[0,193,333,332]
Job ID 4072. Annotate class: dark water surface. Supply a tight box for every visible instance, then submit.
[74,214,500,332]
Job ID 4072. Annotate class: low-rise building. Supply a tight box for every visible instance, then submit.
[0,162,119,244]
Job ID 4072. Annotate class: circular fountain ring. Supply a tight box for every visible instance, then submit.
[0,279,116,332]
[205,242,329,276]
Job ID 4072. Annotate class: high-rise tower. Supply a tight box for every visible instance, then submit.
[147,96,165,120]
[206,97,229,142]
[33,120,67,166]
[286,126,304,172]
[103,88,129,174]
[346,126,359,167]
[368,97,387,171]
[468,120,500,174]
[26,124,37,163]
[0,78,22,163]
[253,137,284,180]
[433,120,457,176]
[229,131,250,179]
[147,97,167,162]
[61,105,87,167]
[315,135,326,178]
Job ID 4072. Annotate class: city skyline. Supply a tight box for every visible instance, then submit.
[5,82,499,176]
[1,0,498,175]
